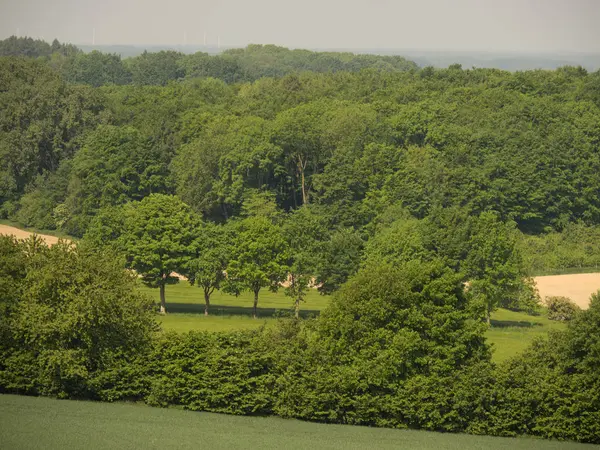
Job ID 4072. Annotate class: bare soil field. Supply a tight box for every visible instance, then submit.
[535,273,599,309]
[0,224,63,246]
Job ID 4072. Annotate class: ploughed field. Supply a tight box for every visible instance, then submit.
[1,395,596,450]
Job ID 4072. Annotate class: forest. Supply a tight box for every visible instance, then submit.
[1,36,600,443]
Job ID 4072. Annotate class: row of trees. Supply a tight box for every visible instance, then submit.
[85,193,361,317]
[1,234,597,442]
[83,192,535,322]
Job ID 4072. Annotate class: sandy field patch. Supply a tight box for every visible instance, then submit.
[0,224,63,246]
[0,224,189,280]
[534,273,600,310]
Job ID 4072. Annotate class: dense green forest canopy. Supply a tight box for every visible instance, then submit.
[3,36,600,276]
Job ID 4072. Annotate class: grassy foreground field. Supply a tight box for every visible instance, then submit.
[1,395,596,450]
[143,283,568,363]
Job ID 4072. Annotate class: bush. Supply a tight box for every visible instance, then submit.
[545,296,581,321]
[273,259,492,430]
[0,238,158,398]
[484,294,600,443]
[144,330,276,415]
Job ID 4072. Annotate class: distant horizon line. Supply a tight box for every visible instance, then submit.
[72,43,600,56]
[2,34,599,55]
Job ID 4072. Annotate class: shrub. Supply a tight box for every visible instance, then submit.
[485,294,600,443]
[545,296,581,321]
[0,238,158,398]
[145,330,276,415]
[273,259,492,430]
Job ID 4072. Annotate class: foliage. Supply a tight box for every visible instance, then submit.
[64,125,171,235]
[0,57,107,207]
[519,223,600,275]
[273,260,491,430]
[144,330,275,414]
[225,215,289,318]
[544,296,581,321]
[127,50,185,86]
[282,206,328,316]
[0,237,157,398]
[180,222,232,316]
[64,51,131,87]
[121,194,198,313]
[480,293,600,443]
[0,36,79,58]
[313,227,364,295]
[462,212,531,323]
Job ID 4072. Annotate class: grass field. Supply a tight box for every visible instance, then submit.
[1,395,596,450]
[486,308,567,361]
[142,283,567,362]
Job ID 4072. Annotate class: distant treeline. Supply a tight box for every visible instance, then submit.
[0,36,418,86]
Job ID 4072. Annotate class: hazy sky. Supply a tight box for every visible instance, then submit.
[1,0,599,52]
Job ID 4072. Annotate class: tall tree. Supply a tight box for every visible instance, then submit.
[181,222,231,316]
[226,215,289,318]
[282,207,326,318]
[123,194,198,314]
[463,212,527,325]
[272,102,328,206]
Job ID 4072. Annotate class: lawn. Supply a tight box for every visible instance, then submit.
[1,395,595,450]
[487,308,567,362]
[142,283,568,362]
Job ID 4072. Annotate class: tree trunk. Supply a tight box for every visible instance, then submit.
[298,156,308,206]
[159,283,167,314]
[204,288,210,316]
[486,306,491,326]
[295,297,300,319]
[253,289,259,319]
[301,168,307,205]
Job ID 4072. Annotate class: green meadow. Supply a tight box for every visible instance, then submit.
[143,283,567,362]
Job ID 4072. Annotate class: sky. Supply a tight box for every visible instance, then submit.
[0,0,599,52]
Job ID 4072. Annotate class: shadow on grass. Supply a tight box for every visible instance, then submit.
[490,319,542,329]
[163,302,322,319]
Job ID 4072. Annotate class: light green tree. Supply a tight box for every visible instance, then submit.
[181,222,231,316]
[463,212,527,325]
[226,215,289,318]
[123,194,198,314]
